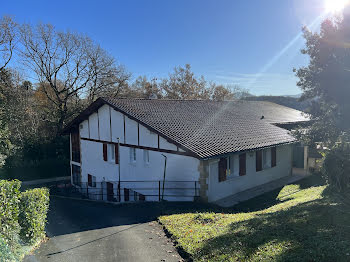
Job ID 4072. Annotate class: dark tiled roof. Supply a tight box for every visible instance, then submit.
[94,98,308,159]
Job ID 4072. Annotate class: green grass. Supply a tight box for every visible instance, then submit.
[159,175,350,261]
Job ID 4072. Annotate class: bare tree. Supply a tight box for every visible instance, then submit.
[160,64,211,100]
[0,16,16,72]
[130,76,162,98]
[86,46,131,102]
[19,23,129,132]
[211,84,235,101]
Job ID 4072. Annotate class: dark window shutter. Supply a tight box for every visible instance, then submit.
[115,144,119,164]
[239,153,246,176]
[88,174,92,187]
[256,150,263,172]
[271,147,277,167]
[124,188,129,201]
[218,158,227,182]
[139,193,145,201]
[103,143,107,161]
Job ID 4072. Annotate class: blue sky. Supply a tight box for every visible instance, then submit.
[2,0,328,95]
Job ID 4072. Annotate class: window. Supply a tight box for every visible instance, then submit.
[71,130,80,163]
[72,165,81,186]
[218,157,227,182]
[271,147,277,167]
[263,149,271,169]
[239,153,246,176]
[108,144,115,162]
[130,148,136,163]
[143,150,150,165]
[256,150,263,172]
[227,155,239,177]
[88,174,96,187]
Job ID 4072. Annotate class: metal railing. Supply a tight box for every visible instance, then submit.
[49,180,200,203]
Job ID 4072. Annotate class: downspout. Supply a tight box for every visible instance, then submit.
[161,154,167,201]
[117,138,121,202]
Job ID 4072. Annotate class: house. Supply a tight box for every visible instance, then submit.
[63,97,309,203]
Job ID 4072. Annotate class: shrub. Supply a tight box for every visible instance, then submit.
[0,180,21,247]
[19,188,50,244]
[322,143,350,191]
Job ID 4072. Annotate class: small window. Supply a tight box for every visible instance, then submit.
[88,174,96,187]
[143,150,150,164]
[130,148,136,163]
[108,144,115,162]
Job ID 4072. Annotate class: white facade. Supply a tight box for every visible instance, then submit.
[74,104,200,202]
[70,103,294,203]
[206,144,293,202]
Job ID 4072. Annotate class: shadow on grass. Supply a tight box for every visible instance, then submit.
[196,197,350,262]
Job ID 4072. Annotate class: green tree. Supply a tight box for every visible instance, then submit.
[295,10,350,146]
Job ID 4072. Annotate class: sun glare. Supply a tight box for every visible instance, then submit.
[324,0,348,13]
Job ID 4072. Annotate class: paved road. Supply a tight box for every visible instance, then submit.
[24,197,183,262]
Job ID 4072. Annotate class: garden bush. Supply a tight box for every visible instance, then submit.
[0,180,21,247]
[19,188,50,244]
[322,143,350,191]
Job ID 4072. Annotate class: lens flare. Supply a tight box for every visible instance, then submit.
[324,0,348,13]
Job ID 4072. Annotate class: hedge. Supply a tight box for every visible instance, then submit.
[19,188,50,244]
[0,180,21,248]
[0,180,50,260]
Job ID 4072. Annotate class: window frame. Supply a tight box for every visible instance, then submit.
[130,148,136,163]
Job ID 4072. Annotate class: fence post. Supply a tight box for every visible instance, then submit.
[158,181,161,202]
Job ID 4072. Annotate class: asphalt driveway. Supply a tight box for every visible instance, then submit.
[24,196,183,262]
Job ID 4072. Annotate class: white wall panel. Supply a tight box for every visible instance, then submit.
[125,117,138,145]
[89,113,99,140]
[139,125,158,148]
[111,109,124,143]
[98,105,111,141]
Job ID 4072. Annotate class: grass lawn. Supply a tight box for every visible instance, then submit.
[159,175,350,261]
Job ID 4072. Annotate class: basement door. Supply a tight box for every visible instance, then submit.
[106,182,114,201]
